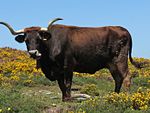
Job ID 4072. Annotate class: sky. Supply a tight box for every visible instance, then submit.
[0,0,150,58]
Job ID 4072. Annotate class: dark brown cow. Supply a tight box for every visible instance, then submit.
[0,18,141,101]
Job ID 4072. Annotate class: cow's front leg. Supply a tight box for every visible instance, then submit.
[57,78,68,101]
[57,54,74,101]
[57,70,73,102]
[64,66,73,100]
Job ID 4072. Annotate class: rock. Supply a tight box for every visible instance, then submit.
[44,107,63,113]
[72,93,91,101]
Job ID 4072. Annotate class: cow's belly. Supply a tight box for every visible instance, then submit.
[73,58,107,74]
[74,65,101,74]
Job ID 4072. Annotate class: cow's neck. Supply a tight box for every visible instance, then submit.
[36,42,51,68]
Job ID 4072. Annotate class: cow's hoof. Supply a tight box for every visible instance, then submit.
[62,97,72,102]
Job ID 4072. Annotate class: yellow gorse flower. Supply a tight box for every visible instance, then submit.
[0,48,43,85]
[7,107,11,111]
[103,88,150,110]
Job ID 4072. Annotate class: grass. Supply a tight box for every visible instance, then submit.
[1,75,150,113]
[0,75,114,113]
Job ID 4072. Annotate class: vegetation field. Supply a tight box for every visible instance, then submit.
[0,47,150,113]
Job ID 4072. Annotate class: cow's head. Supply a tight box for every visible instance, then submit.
[0,18,63,59]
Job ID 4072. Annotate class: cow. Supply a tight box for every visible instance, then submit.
[0,18,141,101]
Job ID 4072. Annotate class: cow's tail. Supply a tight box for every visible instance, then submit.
[129,36,142,68]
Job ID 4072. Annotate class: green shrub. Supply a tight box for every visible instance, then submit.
[81,84,99,96]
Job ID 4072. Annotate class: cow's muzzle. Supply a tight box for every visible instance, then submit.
[28,50,41,59]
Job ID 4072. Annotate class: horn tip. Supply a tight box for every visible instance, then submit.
[56,18,63,20]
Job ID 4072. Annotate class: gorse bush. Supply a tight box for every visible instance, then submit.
[77,87,150,113]
[0,47,43,86]
[81,84,99,96]
[104,89,150,111]
[130,87,150,110]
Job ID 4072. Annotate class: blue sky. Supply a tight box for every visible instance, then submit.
[0,0,149,58]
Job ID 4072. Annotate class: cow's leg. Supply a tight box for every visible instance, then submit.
[57,69,73,101]
[57,78,69,101]
[122,71,131,91]
[116,56,130,91]
[60,54,74,101]
[108,54,129,93]
[63,65,73,101]
[108,63,124,93]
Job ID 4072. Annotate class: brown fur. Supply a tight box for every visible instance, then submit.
[24,27,41,32]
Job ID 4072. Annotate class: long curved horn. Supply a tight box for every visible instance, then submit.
[48,18,63,30]
[0,22,24,35]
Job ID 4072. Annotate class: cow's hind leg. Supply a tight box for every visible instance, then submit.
[117,58,130,91]
[108,55,129,93]
[108,64,124,93]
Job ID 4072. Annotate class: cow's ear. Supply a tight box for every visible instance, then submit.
[39,31,51,41]
[15,35,25,43]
